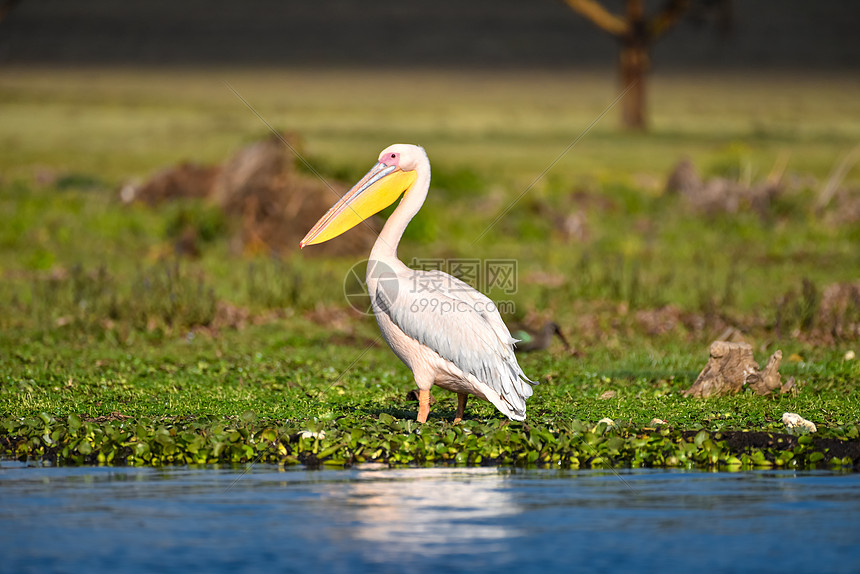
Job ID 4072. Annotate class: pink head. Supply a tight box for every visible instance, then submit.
[379,150,401,167]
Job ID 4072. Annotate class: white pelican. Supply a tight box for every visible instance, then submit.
[301,144,535,422]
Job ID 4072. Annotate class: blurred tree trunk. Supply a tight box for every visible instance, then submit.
[562,0,695,131]
[0,0,21,24]
[619,0,648,129]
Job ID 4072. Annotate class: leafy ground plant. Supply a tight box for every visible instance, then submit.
[1,68,859,470]
[2,321,858,470]
[3,412,858,471]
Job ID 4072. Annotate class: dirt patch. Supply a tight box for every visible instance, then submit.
[634,305,710,336]
[821,187,860,226]
[701,430,798,451]
[563,300,742,348]
[665,157,782,217]
[125,133,378,257]
[776,279,860,343]
[816,282,860,341]
[681,430,860,470]
[304,305,363,332]
[124,162,218,205]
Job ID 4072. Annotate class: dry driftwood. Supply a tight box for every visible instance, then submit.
[683,341,788,398]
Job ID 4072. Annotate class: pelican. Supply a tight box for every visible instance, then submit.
[301,144,536,422]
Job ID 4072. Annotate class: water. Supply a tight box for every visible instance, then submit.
[1,463,858,574]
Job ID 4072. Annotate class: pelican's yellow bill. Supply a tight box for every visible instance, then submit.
[300,162,416,247]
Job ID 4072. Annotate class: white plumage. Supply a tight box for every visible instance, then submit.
[303,144,536,422]
[369,264,535,420]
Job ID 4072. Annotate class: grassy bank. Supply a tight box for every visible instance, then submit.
[1,67,859,469]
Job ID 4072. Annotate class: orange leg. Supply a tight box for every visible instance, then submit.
[417,389,431,423]
[453,393,468,423]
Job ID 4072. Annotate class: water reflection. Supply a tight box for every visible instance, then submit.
[1,464,859,574]
[330,468,520,560]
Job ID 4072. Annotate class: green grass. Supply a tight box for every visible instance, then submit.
[1,67,859,469]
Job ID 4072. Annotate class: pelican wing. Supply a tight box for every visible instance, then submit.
[375,268,536,416]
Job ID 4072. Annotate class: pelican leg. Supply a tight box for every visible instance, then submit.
[453,393,468,423]
[417,389,431,423]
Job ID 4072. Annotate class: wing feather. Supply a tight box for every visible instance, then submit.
[373,268,535,415]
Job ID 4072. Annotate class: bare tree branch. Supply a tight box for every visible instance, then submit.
[561,0,629,36]
[650,0,691,40]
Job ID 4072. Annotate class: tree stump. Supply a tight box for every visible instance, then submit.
[683,341,784,398]
[747,350,784,396]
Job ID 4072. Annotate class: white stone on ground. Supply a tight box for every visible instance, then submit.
[782,412,817,433]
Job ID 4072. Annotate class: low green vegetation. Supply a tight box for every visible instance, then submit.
[1,68,859,470]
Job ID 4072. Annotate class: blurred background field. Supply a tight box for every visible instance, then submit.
[1,0,859,428]
[2,68,858,335]
[2,67,859,179]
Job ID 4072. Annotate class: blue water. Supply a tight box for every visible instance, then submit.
[1,463,858,574]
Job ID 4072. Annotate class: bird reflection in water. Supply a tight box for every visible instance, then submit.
[323,468,522,562]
